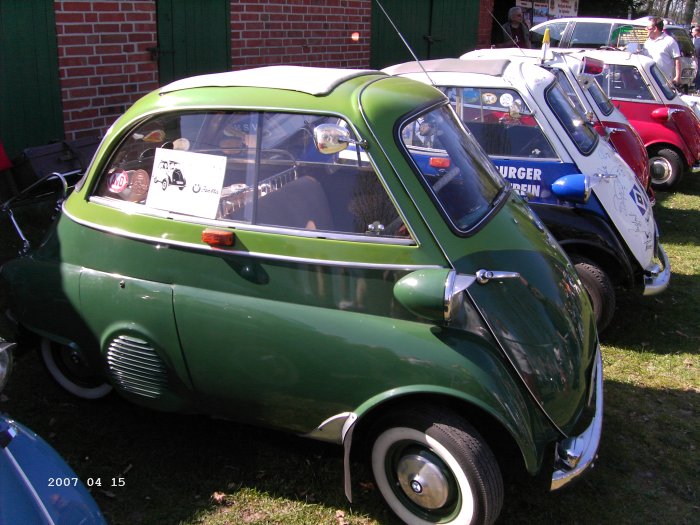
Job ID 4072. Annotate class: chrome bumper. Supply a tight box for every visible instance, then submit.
[551,348,603,491]
[643,244,671,296]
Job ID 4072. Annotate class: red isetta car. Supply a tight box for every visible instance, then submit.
[585,49,700,191]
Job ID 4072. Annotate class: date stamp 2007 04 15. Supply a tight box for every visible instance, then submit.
[48,477,125,488]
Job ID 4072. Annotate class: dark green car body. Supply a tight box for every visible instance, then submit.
[1,67,602,524]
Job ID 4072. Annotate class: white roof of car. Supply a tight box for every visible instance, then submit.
[160,66,380,96]
[384,58,556,95]
[578,49,656,67]
[532,16,649,28]
[383,58,511,77]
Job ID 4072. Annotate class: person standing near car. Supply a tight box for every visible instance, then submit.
[643,17,682,86]
[497,7,531,48]
[692,26,700,91]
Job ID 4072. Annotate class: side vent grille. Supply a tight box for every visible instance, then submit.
[106,335,167,398]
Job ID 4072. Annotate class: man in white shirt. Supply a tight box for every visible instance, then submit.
[643,17,682,85]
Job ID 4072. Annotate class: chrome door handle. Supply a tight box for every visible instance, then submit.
[475,269,521,284]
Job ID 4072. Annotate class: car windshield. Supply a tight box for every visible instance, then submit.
[583,76,615,116]
[439,86,558,161]
[594,64,656,101]
[399,104,505,233]
[648,63,677,100]
[551,69,589,117]
[545,81,599,155]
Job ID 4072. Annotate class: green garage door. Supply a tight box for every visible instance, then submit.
[0,0,63,158]
[156,0,231,85]
[371,0,479,69]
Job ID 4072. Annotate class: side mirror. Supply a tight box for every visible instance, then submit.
[313,124,368,155]
[313,124,352,154]
[394,269,475,322]
[551,174,591,203]
[625,42,639,54]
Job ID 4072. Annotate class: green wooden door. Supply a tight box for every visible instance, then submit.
[370,0,479,69]
[156,0,231,85]
[0,0,63,158]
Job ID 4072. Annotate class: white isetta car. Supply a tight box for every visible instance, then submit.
[461,48,653,202]
[385,57,670,331]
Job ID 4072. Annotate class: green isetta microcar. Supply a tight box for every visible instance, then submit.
[0,66,602,525]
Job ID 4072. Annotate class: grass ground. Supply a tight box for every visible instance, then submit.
[0,175,698,524]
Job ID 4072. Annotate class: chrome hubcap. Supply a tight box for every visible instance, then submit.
[650,158,672,184]
[396,453,450,510]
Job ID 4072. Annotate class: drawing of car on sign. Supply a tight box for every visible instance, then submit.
[154,159,186,190]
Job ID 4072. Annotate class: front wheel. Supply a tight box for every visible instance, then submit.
[41,339,112,399]
[649,147,683,191]
[571,257,616,332]
[371,406,503,525]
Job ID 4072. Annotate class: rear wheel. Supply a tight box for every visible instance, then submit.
[41,338,112,399]
[649,147,683,191]
[571,257,616,332]
[371,406,503,525]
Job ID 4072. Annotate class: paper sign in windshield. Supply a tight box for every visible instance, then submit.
[147,148,227,219]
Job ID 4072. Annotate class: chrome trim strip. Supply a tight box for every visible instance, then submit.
[550,347,603,491]
[2,446,57,524]
[87,196,416,246]
[62,207,439,272]
[643,244,671,296]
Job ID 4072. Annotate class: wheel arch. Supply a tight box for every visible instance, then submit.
[341,386,550,503]
[561,239,632,289]
[531,203,635,288]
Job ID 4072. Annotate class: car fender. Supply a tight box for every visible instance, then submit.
[330,350,554,502]
[530,202,636,287]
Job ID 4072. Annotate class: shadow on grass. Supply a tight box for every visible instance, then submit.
[2,350,697,525]
[601,270,700,354]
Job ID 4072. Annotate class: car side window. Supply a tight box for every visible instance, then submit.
[569,22,612,48]
[93,111,410,240]
[594,65,655,101]
[530,21,566,47]
[609,24,647,49]
[442,87,558,160]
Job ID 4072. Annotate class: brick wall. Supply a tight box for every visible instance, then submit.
[230,0,371,69]
[476,0,495,49]
[53,1,490,141]
[55,1,158,141]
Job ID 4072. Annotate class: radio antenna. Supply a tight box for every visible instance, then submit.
[374,0,435,85]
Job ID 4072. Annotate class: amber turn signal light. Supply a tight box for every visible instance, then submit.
[429,157,451,169]
[202,229,234,247]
